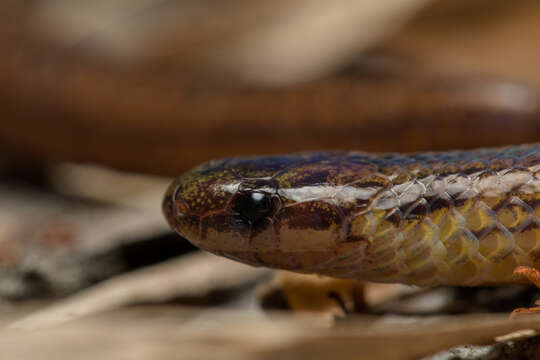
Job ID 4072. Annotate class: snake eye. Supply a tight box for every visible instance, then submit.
[233,191,274,224]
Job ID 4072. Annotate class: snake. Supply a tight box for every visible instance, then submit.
[163,144,540,287]
[5,1,540,288]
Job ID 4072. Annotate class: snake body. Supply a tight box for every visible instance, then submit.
[164,144,540,286]
[3,3,540,175]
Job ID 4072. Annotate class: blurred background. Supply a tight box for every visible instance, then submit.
[3,1,540,358]
[3,0,540,175]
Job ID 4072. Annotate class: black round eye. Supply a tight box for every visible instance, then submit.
[233,191,274,224]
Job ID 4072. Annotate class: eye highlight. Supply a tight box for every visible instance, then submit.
[233,191,274,224]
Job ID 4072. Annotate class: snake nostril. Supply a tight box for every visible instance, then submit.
[162,182,190,224]
[175,198,190,217]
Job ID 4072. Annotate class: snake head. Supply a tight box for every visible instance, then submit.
[163,153,371,273]
[163,157,281,256]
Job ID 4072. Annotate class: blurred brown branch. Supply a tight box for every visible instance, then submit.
[3,1,540,175]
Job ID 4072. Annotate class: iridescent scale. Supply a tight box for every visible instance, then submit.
[287,145,540,285]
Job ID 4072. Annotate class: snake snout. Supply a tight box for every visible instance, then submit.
[162,179,192,230]
[162,178,204,245]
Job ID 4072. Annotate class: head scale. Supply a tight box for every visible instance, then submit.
[163,152,373,275]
